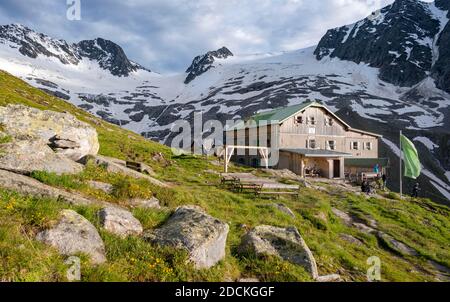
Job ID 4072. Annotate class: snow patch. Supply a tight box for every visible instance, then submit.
[414,136,438,151]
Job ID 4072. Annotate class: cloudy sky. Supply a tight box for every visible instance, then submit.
[0,0,413,73]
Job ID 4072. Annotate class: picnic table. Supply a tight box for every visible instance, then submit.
[220,173,300,197]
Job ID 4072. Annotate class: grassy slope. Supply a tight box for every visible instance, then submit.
[0,70,449,282]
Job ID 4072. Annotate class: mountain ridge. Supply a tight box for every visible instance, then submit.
[0,24,148,77]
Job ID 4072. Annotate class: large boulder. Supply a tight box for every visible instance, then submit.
[0,104,99,161]
[144,205,229,269]
[0,139,84,175]
[98,207,143,238]
[36,210,106,264]
[239,225,319,279]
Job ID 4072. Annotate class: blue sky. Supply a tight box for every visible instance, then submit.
[0,0,405,73]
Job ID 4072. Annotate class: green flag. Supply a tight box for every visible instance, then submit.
[400,134,421,179]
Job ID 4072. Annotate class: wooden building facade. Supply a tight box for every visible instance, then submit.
[224,101,388,179]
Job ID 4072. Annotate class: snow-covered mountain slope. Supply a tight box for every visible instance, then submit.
[0,0,449,203]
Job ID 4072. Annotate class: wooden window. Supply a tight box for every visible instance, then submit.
[308,139,317,149]
[325,117,334,126]
[365,142,372,150]
[352,141,359,150]
[295,116,303,124]
[327,140,336,150]
[308,117,316,125]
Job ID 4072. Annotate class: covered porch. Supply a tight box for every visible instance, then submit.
[278,149,352,179]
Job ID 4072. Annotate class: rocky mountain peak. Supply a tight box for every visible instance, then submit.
[314,0,449,91]
[184,46,233,84]
[77,38,146,77]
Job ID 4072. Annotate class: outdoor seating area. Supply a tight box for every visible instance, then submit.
[220,173,300,197]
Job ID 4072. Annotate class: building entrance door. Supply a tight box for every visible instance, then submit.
[333,160,341,178]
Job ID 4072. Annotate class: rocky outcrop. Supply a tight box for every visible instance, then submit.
[36,210,106,264]
[0,169,105,207]
[0,139,84,175]
[98,207,143,238]
[377,232,418,256]
[0,104,99,161]
[332,208,377,234]
[239,225,319,279]
[80,155,169,188]
[144,205,229,269]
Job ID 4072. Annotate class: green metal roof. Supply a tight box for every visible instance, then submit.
[345,158,390,168]
[252,101,317,123]
[227,101,319,130]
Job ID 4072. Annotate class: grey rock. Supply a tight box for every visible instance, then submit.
[332,208,353,226]
[0,139,84,175]
[377,232,418,256]
[353,223,376,234]
[239,225,319,279]
[0,169,106,207]
[315,274,342,282]
[339,233,363,246]
[130,197,161,209]
[98,207,143,238]
[144,205,229,269]
[88,180,113,194]
[0,104,99,161]
[36,210,106,264]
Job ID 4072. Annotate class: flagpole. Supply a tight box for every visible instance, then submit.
[399,130,403,199]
